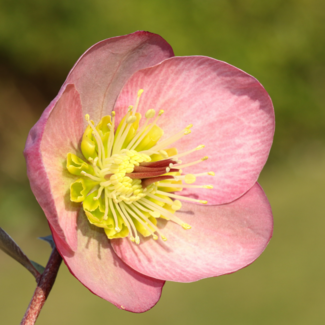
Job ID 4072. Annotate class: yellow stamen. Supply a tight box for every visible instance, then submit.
[126,116,137,124]
[157,182,213,189]
[171,200,182,210]
[145,109,156,119]
[84,115,105,167]
[132,201,160,218]
[169,145,205,160]
[112,108,132,154]
[141,126,191,155]
[68,89,214,245]
[93,186,104,200]
[109,197,120,232]
[155,190,208,204]
[128,111,163,150]
[184,174,196,184]
[122,202,166,241]
[140,198,191,227]
[81,171,102,182]
[114,199,139,243]
[103,188,109,220]
[174,156,208,170]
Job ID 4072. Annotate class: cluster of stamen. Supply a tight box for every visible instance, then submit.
[67,89,214,244]
[83,149,153,205]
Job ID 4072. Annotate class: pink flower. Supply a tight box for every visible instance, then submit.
[24,31,274,312]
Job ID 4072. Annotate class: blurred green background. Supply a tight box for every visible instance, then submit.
[0,0,324,324]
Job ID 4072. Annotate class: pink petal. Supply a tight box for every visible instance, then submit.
[63,31,174,124]
[111,183,273,282]
[52,211,165,313]
[114,56,275,205]
[24,84,84,250]
[24,32,174,250]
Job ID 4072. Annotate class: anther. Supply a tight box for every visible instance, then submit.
[126,116,137,124]
[171,200,182,210]
[159,110,164,116]
[145,109,156,119]
[202,156,208,161]
[88,157,98,167]
[196,145,205,150]
[158,150,168,158]
[149,211,160,218]
[184,174,196,184]
[137,89,144,97]
[85,114,90,121]
[208,171,215,176]
[200,200,208,204]
[182,223,192,230]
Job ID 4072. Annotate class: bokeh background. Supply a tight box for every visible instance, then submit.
[1,0,325,324]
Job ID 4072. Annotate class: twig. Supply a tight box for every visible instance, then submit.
[20,248,62,325]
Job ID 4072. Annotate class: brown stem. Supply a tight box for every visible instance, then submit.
[20,248,62,325]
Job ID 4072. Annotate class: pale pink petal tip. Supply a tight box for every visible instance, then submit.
[51,212,165,313]
[63,31,174,123]
[114,56,275,205]
[112,183,273,283]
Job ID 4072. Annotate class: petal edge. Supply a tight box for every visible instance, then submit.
[112,183,273,282]
[52,211,165,313]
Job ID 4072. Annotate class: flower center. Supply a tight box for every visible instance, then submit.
[90,149,153,204]
[66,89,214,244]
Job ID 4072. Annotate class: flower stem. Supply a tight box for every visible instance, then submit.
[20,247,62,325]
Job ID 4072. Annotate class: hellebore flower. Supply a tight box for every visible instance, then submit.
[24,31,274,312]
